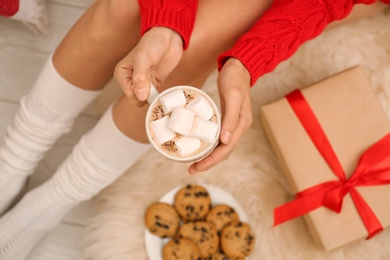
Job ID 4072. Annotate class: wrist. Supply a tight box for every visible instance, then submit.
[149,26,184,48]
[224,58,251,85]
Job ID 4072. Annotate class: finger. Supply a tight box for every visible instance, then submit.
[132,53,153,101]
[189,99,252,174]
[114,63,134,97]
[188,143,232,174]
[188,123,244,174]
[220,88,243,144]
[193,136,240,173]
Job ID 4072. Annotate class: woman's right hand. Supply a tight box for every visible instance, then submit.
[114,26,184,106]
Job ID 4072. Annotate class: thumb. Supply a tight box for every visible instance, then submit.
[132,59,152,102]
[220,92,241,144]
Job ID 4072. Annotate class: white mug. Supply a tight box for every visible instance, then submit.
[145,84,221,163]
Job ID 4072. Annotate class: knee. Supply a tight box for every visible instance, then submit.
[106,0,139,23]
[92,0,140,29]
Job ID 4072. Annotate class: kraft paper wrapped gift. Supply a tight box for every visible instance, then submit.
[260,66,390,251]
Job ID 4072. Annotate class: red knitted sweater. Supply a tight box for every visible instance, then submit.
[139,0,390,85]
[2,0,388,85]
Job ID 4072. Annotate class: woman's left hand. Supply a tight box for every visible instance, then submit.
[188,58,253,174]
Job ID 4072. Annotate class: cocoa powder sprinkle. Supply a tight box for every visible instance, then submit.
[161,140,177,153]
[152,104,165,121]
[183,90,195,105]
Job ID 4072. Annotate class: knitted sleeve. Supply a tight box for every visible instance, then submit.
[138,0,198,50]
[217,0,389,86]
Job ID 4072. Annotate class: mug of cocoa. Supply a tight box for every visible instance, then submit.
[145,85,221,163]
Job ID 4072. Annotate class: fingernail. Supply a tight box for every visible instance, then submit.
[136,89,147,101]
[222,131,232,144]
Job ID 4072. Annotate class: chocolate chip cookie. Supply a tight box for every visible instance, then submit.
[163,238,202,260]
[179,220,219,258]
[174,184,212,221]
[145,202,181,238]
[206,204,239,234]
[220,221,255,258]
[210,251,244,260]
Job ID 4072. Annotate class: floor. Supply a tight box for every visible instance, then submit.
[0,1,112,259]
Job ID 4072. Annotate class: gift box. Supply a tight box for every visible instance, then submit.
[260,66,390,251]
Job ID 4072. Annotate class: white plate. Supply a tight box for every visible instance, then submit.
[144,184,248,260]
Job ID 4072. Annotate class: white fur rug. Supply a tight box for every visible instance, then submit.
[82,9,390,260]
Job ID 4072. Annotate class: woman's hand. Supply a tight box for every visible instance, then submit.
[114,27,184,106]
[189,58,253,174]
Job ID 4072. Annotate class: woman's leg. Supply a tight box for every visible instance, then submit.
[0,0,273,259]
[53,0,142,91]
[0,0,144,216]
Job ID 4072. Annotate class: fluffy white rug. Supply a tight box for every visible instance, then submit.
[82,8,390,260]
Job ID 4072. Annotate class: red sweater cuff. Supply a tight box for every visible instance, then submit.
[139,1,198,50]
[218,41,269,87]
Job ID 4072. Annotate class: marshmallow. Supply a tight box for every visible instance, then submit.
[168,107,195,136]
[160,89,187,114]
[149,116,176,145]
[186,96,214,120]
[175,136,201,156]
[190,117,219,143]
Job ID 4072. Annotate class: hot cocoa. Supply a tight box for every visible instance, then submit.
[146,86,220,162]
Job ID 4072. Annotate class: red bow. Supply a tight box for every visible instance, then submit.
[273,89,390,239]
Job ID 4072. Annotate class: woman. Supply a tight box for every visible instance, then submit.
[0,0,387,259]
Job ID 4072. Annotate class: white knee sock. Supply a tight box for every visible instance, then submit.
[0,105,150,260]
[0,55,101,215]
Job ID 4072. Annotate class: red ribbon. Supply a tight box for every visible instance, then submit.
[273,89,390,239]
